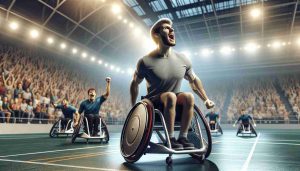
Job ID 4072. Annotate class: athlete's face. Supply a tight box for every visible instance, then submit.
[157,23,175,47]
[62,99,68,106]
[88,90,96,101]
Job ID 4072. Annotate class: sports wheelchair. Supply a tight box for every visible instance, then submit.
[236,122,257,137]
[71,115,109,143]
[49,118,74,138]
[208,120,223,135]
[120,99,212,165]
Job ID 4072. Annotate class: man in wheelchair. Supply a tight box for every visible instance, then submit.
[76,77,110,137]
[53,98,78,132]
[205,108,220,131]
[130,18,214,150]
[233,109,256,133]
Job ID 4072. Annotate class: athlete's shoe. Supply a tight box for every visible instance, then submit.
[177,137,195,150]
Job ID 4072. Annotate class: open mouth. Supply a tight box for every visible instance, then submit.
[168,34,175,41]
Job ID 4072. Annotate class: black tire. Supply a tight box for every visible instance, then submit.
[120,101,154,163]
[101,119,110,143]
[49,121,59,138]
[188,105,212,160]
[166,156,172,165]
[71,116,83,143]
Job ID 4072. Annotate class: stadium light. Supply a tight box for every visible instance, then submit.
[81,52,87,58]
[91,56,95,61]
[123,19,128,24]
[60,43,66,49]
[110,65,115,70]
[133,27,141,36]
[220,46,234,55]
[121,70,125,74]
[243,42,260,53]
[296,38,300,46]
[9,21,19,31]
[200,48,213,57]
[47,37,54,44]
[116,67,120,72]
[129,22,134,28]
[104,63,108,67]
[117,15,122,20]
[72,48,78,54]
[98,60,103,64]
[112,4,121,14]
[250,8,261,18]
[271,41,281,49]
[29,29,39,39]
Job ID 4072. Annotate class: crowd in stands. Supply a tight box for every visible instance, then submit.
[277,75,300,119]
[227,77,289,122]
[0,44,129,124]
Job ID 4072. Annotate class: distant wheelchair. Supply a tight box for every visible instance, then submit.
[120,99,212,165]
[209,121,223,135]
[49,118,74,138]
[236,123,257,137]
[71,115,109,143]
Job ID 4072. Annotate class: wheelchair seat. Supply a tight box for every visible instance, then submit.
[120,99,212,165]
[71,115,109,143]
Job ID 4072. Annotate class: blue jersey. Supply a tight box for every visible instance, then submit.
[238,114,253,124]
[205,112,219,122]
[55,105,76,119]
[79,96,106,115]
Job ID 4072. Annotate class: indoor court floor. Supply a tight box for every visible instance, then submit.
[0,129,300,171]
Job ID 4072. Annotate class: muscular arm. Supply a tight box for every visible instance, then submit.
[130,73,143,106]
[189,76,209,102]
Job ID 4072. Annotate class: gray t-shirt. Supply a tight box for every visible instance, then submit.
[135,50,196,99]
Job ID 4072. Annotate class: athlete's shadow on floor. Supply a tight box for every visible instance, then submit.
[122,158,219,171]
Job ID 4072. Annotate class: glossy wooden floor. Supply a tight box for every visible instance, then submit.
[0,129,300,171]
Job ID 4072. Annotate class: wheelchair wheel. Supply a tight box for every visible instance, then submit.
[101,119,110,143]
[120,101,154,163]
[188,105,212,160]
[49,120,59,138]
[71,116,83,143]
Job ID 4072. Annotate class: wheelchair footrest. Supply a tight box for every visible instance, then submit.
[145,142,207,155]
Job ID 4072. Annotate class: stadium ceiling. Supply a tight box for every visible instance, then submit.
[0,0,299,58]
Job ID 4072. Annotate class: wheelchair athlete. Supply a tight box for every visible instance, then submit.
[53,98,78,131]
[233,109,256,132]
[205,108,220,131]
[76,77,110,137]
[130,18,215,151]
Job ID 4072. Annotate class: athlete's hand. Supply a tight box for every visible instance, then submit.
[105,77,111,83]
[204,99,215,109]
[73,122,78,127]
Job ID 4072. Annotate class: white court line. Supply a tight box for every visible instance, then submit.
[0,145,118,158]
[241,133,260,171]
[0,158,128,171]
[0,137,47,140]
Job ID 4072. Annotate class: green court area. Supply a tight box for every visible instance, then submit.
[0,129,300,171]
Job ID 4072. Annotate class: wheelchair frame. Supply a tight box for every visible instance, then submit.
[49,119,74,138]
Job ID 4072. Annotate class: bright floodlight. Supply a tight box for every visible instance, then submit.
[271,41,281,49]
[91,56,95,61]
[116,67,120,72]
[81,52,87,58]
[29,29,39,39]
[220,46,234,55]
[117,15,122,20]
[123,19,128,24]
[104,63,108,67]
[72,48,78,54]
[98,60,103,64]
[110,65,115,70]
[47,37,54,44]
[201,48,213,56]
[129,22,134,28]
[250,8,261,18]
[9,21,19,31]
[244,42,260,53]
[296,38,300,46]
[133,27,141,36]
[60,43,66,49]
[127,68,134,74]
[112,4,121,14]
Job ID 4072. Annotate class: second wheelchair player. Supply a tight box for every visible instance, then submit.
[205,108,223,135]
[233,109,257,136]
[53,98,78,131]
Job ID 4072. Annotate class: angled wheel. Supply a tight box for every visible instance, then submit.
[120,101,154,163]
[101,119,110,143]
[188,105,212,160]
[71,116,83,143]
[49,120,59,138]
